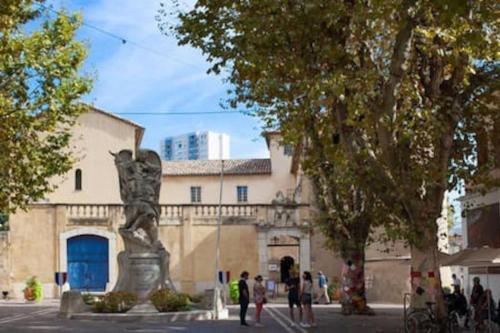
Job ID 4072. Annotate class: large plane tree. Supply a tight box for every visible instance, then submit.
[164,0,499,320]
[0,1,92,213]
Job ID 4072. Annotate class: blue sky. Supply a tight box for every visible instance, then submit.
[43,0,463,232]
[45,0,269,159]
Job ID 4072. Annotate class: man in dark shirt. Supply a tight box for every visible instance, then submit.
[445,286,470,329]
[470,277,484,325]
[285,271,302,325]
[238,271,250,326]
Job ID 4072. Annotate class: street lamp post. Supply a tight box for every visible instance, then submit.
[213,134,225,319]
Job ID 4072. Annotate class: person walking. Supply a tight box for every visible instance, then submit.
[450,285,469,328]
[478,289,496,329]
[300,271,316,328]
[470,276,484,327]
[451,273,461,290]
[285,270,302,326]
[316,271,330,304]
[238,271,250,326]
[253,275,266,327]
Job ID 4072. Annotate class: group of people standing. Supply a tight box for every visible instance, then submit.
[447,274,500,329]
[238,270,327,328]
[469,276,499,328]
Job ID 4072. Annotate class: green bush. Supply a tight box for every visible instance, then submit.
[82,293,103,306]
[24,276,43,301]
[92,291,137,313]
[229,280,239,304]
[0,212,8,231]
[188,293,204,304]
[327,284,336,299]
[149,288,189,312]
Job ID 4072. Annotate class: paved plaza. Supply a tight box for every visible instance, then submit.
[0,301,404,333]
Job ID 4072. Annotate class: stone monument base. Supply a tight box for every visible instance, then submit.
[58,291,91,318]
[113,249,173,301]
[68,309,214,322]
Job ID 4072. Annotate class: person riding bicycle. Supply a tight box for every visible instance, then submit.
[449,286,468,316]
[447,286,469,328]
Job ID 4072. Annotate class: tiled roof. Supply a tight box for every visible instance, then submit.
[163,159,272,176]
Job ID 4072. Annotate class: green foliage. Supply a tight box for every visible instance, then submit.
[82,293,102,306]
[0,212,8,231]
[92,291,137,313]
[229,279,239,304]
[446,200,456,231]
[188,293,204,304]
[149,288,189,312]
[164,0,499,252]
[24,276,43,301]
[0,0,92,213]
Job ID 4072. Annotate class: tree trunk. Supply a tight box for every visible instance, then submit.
[410,230,447,328]
[340,247,374,315]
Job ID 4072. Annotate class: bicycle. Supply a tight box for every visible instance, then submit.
[405,301,462,333]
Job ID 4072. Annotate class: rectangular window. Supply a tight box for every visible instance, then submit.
[190,186,201,203]
[237,186,248,203]
[283,144,294,156]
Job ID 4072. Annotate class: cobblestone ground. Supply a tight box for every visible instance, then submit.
[0,300,404,333]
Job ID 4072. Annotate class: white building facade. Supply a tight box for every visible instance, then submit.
[160,131,230,161]
[459,187,500,302]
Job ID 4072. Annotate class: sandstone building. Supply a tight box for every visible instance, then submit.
[0,107,411,303]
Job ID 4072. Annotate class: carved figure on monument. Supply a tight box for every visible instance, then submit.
[113,149,162,251]
[111,149,174,300]
[270,191,293,225]
[292,178,302,204]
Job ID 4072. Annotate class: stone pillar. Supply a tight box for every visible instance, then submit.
[257,229,269,278]
[299,235,311,273]
[180,206,195,294]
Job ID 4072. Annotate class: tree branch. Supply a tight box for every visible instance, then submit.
[377,0,416,151]
[380,0,415,116]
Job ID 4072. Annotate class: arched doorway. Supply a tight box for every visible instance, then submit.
[67,235,109,291]
[280,256,295,283]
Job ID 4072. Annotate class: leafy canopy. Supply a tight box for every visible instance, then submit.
[0,0,92,212]
[165,0,499,249]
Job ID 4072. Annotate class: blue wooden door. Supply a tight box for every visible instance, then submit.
[67,235,109,291]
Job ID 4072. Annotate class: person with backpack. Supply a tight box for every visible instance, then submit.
[315,271,330,304]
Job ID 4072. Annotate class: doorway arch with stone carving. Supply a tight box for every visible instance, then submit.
[59,228,117,292]
[257,227,311,279]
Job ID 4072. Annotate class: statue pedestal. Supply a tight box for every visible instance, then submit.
[113,249,173,301]
[111,149,174,303]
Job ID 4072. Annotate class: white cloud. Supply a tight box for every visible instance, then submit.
[65,0,217,111]
[51,0,268,158]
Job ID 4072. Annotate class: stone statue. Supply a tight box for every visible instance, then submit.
[111,149,174,300]
[270,191,292,225]
[113,149,162,251]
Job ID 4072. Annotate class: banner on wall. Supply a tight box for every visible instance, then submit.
[54,272,68,287]
[218,271,230,284]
